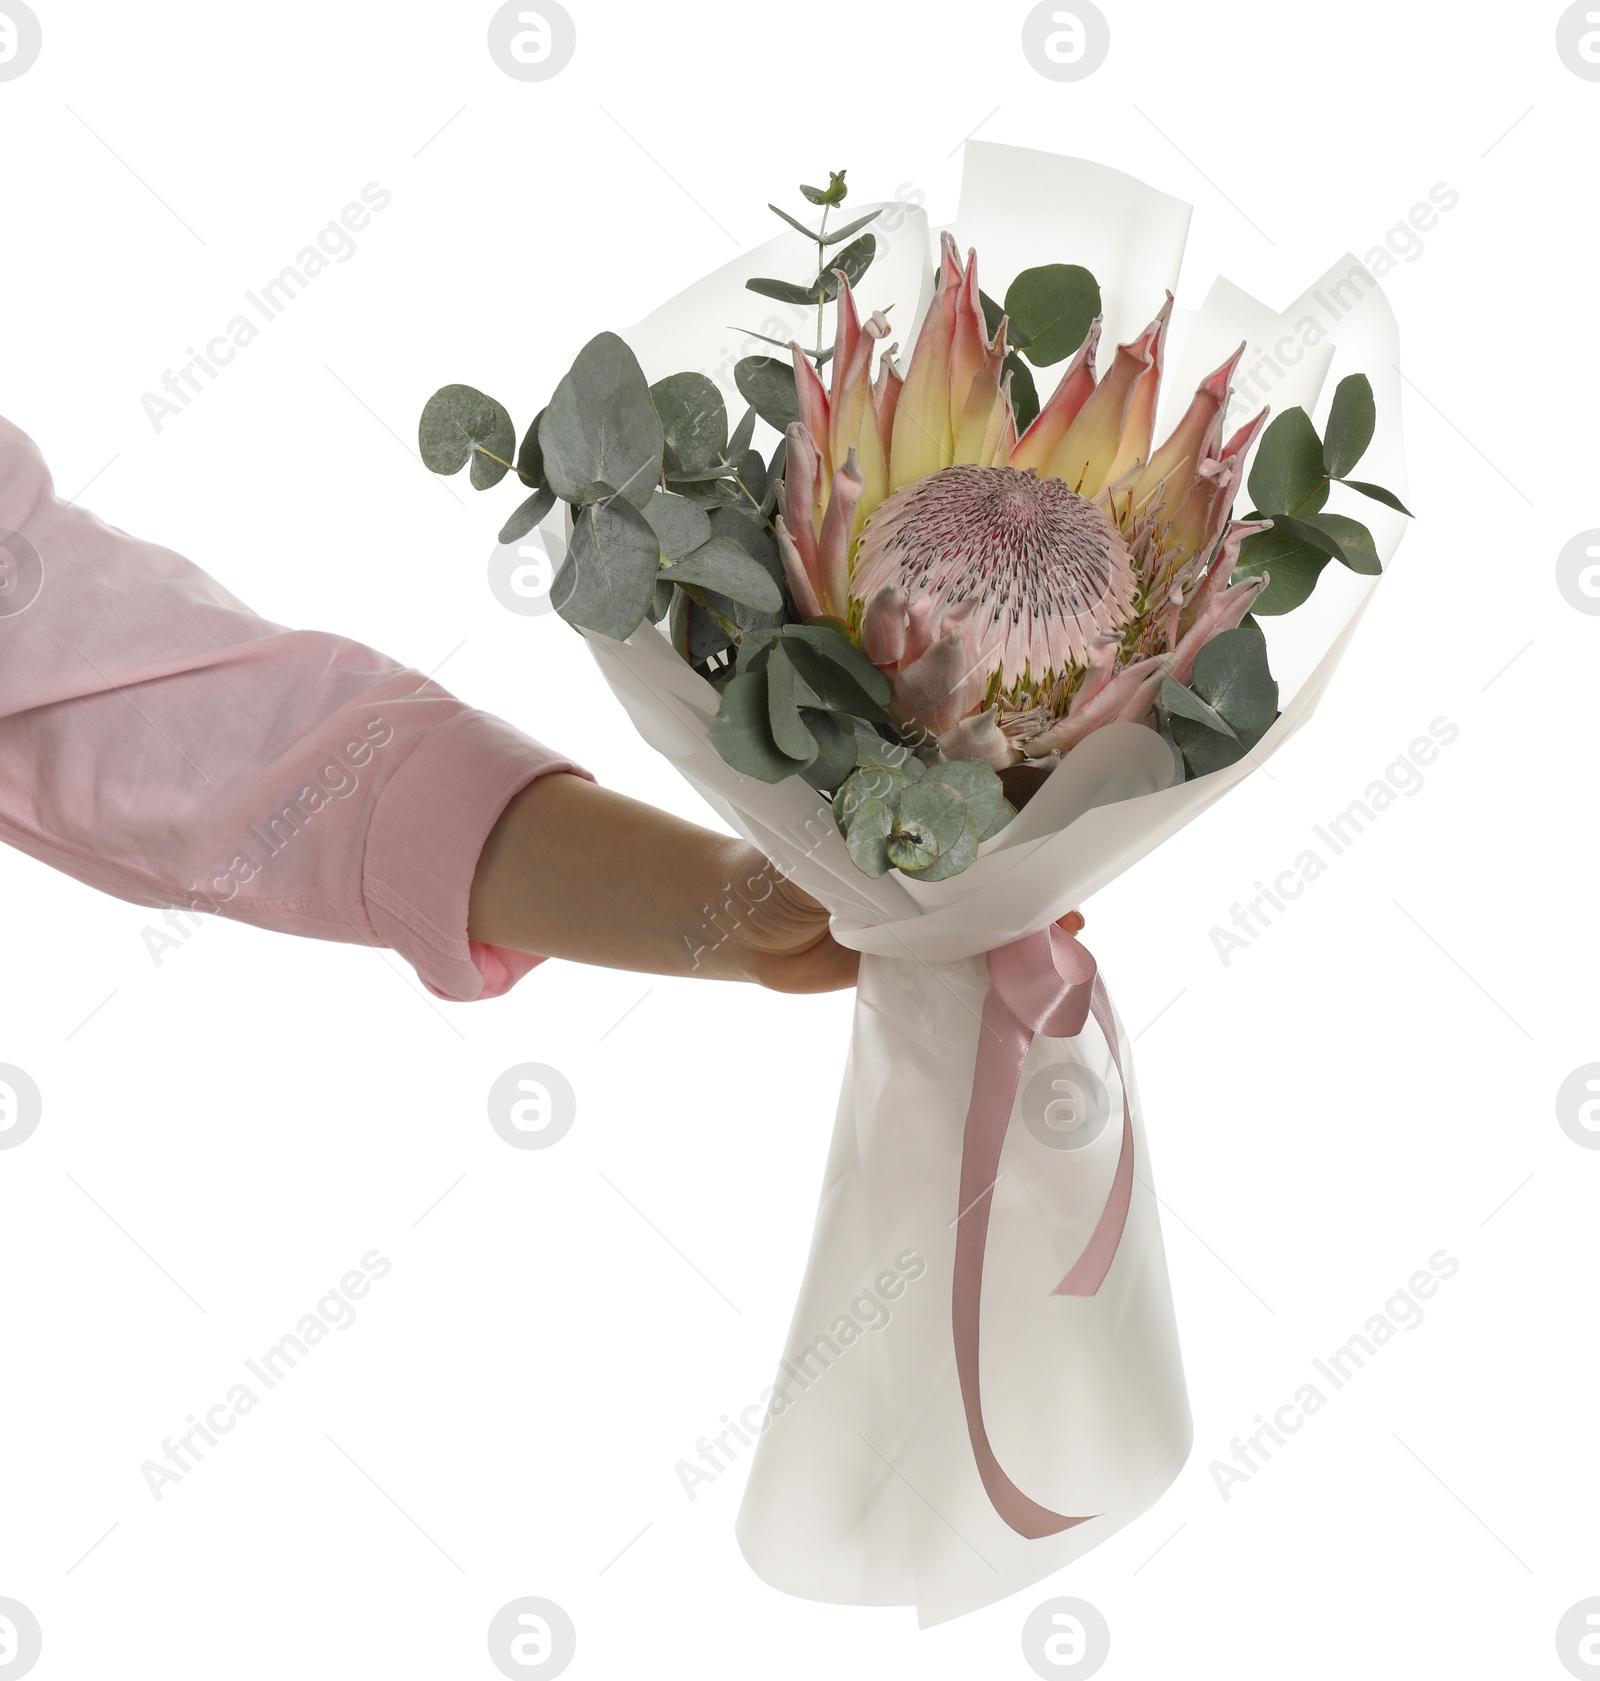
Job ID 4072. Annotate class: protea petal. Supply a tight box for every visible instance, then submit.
[829,296,889,471]
[892,614,991,737]
[938,707,1018,769]
[951,322,1011,466]
[775,515,823,622]
[828,280,863,413]
[947,247,993,432]
[873,350,903,464]
[1129,342,1244,514]
[1176,517,1271,642]
[1007,317,1102,473]
[790,341,833,478]
[1022,654,1168,756]
[860,583,908,667]
[889,233,962,490]
[1043,322,1159,499]
[816,447,863,619]
[1168,571,1268,686]
[781,422,825,551]
[1102,294,1172,487]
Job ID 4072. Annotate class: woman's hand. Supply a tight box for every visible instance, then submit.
[468,772,858,992]
[719,858,859,993]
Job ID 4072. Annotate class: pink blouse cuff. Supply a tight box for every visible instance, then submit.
[360,707,590,1001]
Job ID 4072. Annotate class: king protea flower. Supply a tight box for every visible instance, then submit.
[773,232,1273,768]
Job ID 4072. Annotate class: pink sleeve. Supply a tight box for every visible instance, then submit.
[0,414,584,1001]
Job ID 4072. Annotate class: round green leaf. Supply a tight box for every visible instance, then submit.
[734,357,801,433]
[651,372,728,474]
[1233,525,1330,614]
[419,385,516,488]
[920,758,1004,834]
[1246,408,1329,518]
[1188,625,1279,740]
[640,492,711,561]
[844,797,894,875]
[1003,264,1101,366]
[903,819,980,882]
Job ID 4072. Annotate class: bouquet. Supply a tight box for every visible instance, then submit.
[421,144,1409,1624]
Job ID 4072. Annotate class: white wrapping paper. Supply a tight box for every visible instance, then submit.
[587,145,1408,1624]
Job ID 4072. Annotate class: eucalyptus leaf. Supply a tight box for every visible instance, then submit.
[799,710,858,793]
[1274,512,1382,576]
[745,275,823,307]
[1247,408,1328,517]
[1339,478,1413,517]
[885,822,939,873]
[661,536,784,610]
[904,819,980,882]
[893,779,968,859]
[980,797,1016,842]
[640,491,711,561]
[768,202,819,239]
[1003,264,1101,366]
[1188,624,1278,740]
[821,209,881,246]
[760,438,788,517]
[727,405,757,462]
[650,372,728,474]
[498,486,556,544]
[418,385,517,489]
[709,670,807,782]
[779,623,892,707]
[1168,623,1278,779]
[734,356,801,432]
[1232,524,1329,615]
[1004,352,1040,433]
[765,645,821,763]
[516,407,547,487]
[779,637,894,725]
[834,763,914,829]
[920,758,1003,834]
[844,797,894,875]
[552,495,661,640]
[1322,373,1376,479]
[1160,676,1238,739]
[815,234,875,299]
[539,332,663,510]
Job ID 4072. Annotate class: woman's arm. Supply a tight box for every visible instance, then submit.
[469,773,857,992]
[0,413,853,997]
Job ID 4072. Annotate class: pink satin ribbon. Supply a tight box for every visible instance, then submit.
[952,921,1135,1539]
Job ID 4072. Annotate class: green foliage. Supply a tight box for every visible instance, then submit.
[418,385,516,489]
[832,754,1013,880]
[734,356,800,432]
[1001,264,1101,366]
[650,372,727,474]
[1161,622,1279,778]
[707,622,892,788]
[1235,373,1410,612]
[539,332,663,510]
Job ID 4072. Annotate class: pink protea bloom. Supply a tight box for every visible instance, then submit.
[773,232,1276,765]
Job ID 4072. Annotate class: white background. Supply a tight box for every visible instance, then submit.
[0,1,1593,1676]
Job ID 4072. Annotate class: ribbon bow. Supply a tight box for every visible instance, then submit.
[952,918,1135,1539]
